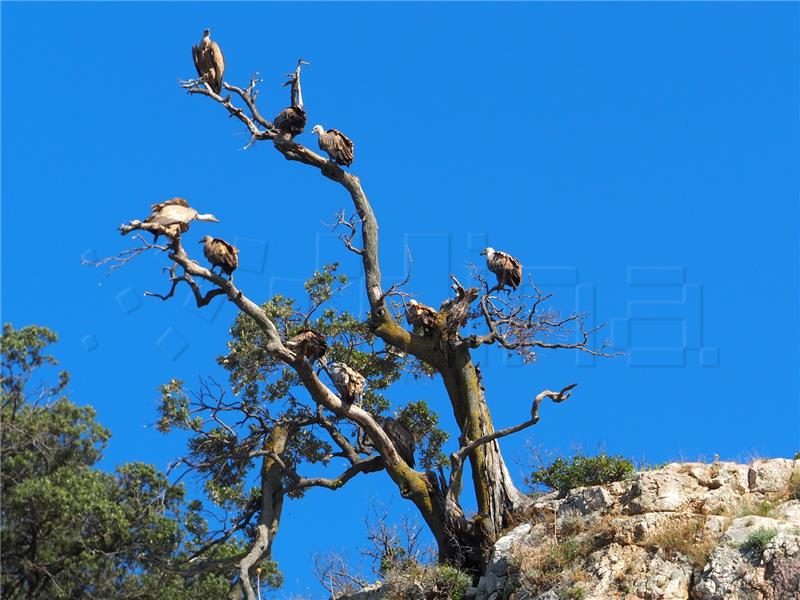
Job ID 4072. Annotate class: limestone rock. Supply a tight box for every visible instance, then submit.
[692,515,800,599]
[344,459,799,600]
[748,460,797,495]
[340,582,385,600]
[559,486,616,518]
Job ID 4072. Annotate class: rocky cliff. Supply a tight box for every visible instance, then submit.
[344,458,800,600]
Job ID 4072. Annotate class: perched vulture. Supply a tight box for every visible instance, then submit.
[330,362,366,404]
[406,299,438,334]
[192,29,225,94]
[286,328,327,363]
[144,198,218,238]
[311,125,354,167]
[481,247,522,290]
[375,416,416,468]
[273,107,307,137]
[274,60,308,137]
[199,236,239,276]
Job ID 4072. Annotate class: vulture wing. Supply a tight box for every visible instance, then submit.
[192,46,203,77]
[419,305,437,330]
[149,197,190,214]
[377,417,415,468]
[500,253,523,288]
[407,303,437,332]
[287,329,327,362]
[489,252,523,289]
[327,130,354,166]
[191,45,205,79]
[208,42,225,93]
[211,238,239,274]
[274,107,307,136]
[147,204,196,226]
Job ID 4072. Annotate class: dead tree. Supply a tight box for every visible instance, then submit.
[110,55,615,590]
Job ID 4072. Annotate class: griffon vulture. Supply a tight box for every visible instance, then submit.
[192,29,225,94]
[406,299,438,334]
[199,236,239,276]
[273,107,307,137]
[144,198,218,238]
[330,362,366,404]
[311,125,354,167]
[375,416,416,468]
[274,62,307,137]
[481,247,522,290]
[286,328,327,363]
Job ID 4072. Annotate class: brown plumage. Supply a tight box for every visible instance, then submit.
[286,328,327,363]
[192,29,225,94]
[144,198,218,238]
[481,247,523,290]
[331,362,365,404]
[273,107,307,137]
[375,416,416,468]
[199,235,238,276]
[274,62,307,137]
[311,125,354,167]
[406,299,438,334]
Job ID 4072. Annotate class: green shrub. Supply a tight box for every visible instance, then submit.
[528,453,636,495]
[385,563,471,600]
[740,527,778,557]
[738,500,774,518]
[563,585,586,600]
[432,565,472,600]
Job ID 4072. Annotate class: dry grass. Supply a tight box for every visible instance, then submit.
[787,470,800,501]
[643,515,718,568]
[384,563,471,600]
[504,516,613,598]
[736,498,775,518]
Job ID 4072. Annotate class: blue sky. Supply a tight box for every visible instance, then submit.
[2,2,798,597]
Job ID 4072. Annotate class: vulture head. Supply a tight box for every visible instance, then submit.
[408,299,418,306]
[311,124,324,136]
[480,247,495,258]
[203,28,211,37]
[197,235,212,244]
[196,213,219,223]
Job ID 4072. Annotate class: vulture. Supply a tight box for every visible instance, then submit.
[273,62,307,137]
[406,299,438,333]
[375,416,416,468]
[199,236,239,276]
[273,106,307,137]
[330,362,366,404]
[311,125,354,167]
[192,29,225,94]
[286,328,327,363]
[481,247,522,290]
[144,198,218,238]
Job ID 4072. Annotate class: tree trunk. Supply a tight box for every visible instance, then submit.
[439,345,531,561]
[370,303,531,572]
[231,425,292,600]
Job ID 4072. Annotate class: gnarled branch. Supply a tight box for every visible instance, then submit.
[445,383,578,502]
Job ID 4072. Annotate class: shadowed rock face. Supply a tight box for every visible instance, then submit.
[340,459,800,600]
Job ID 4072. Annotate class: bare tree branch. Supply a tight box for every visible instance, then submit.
[82,233,168,272]
[323,210,364,256]
[445,383,578,503]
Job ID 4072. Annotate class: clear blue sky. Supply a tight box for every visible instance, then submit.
[2,2,798,597]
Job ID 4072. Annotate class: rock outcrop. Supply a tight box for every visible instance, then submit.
[474,459,799,600]
[340,459,799,600]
